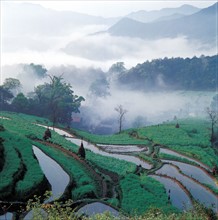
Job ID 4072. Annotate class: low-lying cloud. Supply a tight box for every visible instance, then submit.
[63,33,216,62]
[2,29,216,70]
[1,1,216,134]
[2,62,214,134]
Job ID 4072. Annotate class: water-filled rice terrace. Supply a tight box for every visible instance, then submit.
[0,112,217,218]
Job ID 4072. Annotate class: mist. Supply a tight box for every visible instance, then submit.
[2,2,216,70]
[1,64,50,94]
[76,82,213,133]
[2,34,216,70]
[2,63,214,134]
[1,2,216,134]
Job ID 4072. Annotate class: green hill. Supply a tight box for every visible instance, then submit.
[117,55,217,91]
[0,111,217,219]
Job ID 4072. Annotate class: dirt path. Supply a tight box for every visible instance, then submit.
[35,140,108,198]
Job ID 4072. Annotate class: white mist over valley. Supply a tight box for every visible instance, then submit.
[1,1,217,133]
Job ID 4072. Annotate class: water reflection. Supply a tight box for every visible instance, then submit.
[36,125,218,213]
[32,146,70,202]
[38,124,151,169]
[150,175,192,210]
[66,138,152,169]
[162,160,217,188]
[159,148,210,171]
[156,164,218,212]
[97,144,147,153]
[24,146,70,220]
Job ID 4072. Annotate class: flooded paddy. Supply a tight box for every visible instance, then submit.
[33,146,70,202]
[162,160,217,188]
[150,175,192,210]
[156,164,218,212]
[97,144,147,153]
[159,148,211,171]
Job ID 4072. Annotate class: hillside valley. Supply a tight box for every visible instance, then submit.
[1,2,218,218]
[0,112,217,219]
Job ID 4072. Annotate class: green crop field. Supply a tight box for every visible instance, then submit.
[74,129,150,145]
[75,118,217,168]
[0,111,217,218]
[120,174,177,215]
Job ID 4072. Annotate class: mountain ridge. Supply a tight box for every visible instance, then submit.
[108,3,217,44]
[126,4,200,23]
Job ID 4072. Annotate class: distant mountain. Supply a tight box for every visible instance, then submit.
[153,13,185,22]
[3,2,119,36]
[108,3,217,44]
[126,4,200,23]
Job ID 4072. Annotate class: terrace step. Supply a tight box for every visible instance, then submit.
[35,140,108,198]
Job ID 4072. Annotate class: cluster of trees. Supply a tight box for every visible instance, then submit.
[116,55,217,91]
[88,55,217,100]
[0,76,84,126]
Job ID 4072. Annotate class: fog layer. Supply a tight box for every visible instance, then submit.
[2,63,214,134]
[1,2,216,133]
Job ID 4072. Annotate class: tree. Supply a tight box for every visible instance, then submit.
[33,75,85,127]
[115,105,127,133]
[11,93,29,113]
[2,78,21,96]
[109,62,126,74]
[0,86,14,110]
[206,107,218,145]
[108,62,127,84]
[89,77,110,98]
[78,142,86,159]
[24,63,47,78]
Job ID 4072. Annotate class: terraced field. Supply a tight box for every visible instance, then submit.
[0,112,217,218]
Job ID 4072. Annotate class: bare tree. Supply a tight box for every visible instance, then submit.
[206,107,218,145]
[115,105,127,133]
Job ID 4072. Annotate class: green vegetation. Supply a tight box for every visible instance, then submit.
[0,111,217,218]
[120,174,177,215]
[0,129,46,200]
[159,153,198,166]
[15,140,46,200]
[73,118,217,169]
[74,129,149,145]
[0,112,102,201]
[136,118,218,168]
[24,194,217,220]
[34,142,100,200]
[86,152,136,176]
[138,119,210,146]
[0,75,84,127]
[0,133,21,199]
[118,55,217,91]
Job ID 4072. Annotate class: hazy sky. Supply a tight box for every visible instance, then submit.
[1,0,216,129]
[7,0,217,17]
[1,0,217,70]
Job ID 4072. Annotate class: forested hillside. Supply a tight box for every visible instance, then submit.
[117,55,217,91]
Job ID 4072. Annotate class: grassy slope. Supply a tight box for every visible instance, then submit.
[75,118,217,168]
[137,118,217,168]
[0,112,100,200]
[0,127,46,200]
[0,112,217,217]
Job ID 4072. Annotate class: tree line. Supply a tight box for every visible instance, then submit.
[0,76,85,127]
[116,55,217,91]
